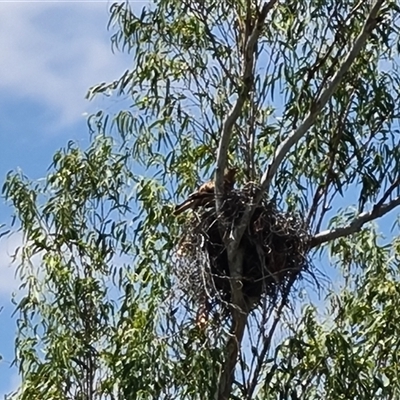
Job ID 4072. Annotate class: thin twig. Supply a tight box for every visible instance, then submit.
[245,277,295,400]
[306,88,355,228]
[202,22,238,89]
[375,176,400,210]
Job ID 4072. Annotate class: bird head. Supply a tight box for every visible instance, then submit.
[224,167,238,180]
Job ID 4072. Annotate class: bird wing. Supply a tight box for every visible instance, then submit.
[174,169,237,216]
[173,199,196,216]
[174,191,214,215]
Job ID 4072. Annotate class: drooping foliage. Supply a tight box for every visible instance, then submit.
[3,0,400,399]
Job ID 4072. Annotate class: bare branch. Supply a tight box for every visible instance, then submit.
[374,176,400,210]
[310,195,400,248]
[215,4,278,400]
[218,311,248,400]
[258,0,385,197]
[245,277,295,400]
[215,0,277,213]
[217,247,248,400]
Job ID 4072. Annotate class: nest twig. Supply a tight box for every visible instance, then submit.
[174,185,312,324]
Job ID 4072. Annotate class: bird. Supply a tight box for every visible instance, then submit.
[173,167,237,216]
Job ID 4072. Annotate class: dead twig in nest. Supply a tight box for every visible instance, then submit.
[174,185,312,325]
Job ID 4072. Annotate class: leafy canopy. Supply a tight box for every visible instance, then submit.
[3,0,400,399]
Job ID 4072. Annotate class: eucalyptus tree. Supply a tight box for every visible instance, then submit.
[4,0,400,399]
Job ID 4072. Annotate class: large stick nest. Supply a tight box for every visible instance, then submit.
[174,184,312,319]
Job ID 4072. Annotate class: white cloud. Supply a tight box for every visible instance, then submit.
[0,2,136,129]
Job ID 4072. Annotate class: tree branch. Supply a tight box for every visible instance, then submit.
[218,310,248,400]
[258,0,384,197]
[215,1,277,214]
[310,195,400,248]
[215,3,277,400]
[234,0,385,250]
[245,278,294,400]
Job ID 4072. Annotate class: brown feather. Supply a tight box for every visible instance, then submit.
[173,199,195,216]
[174,167,237,216]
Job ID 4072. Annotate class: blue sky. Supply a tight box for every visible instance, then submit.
[0,2,399,398]
[0,2,142,396]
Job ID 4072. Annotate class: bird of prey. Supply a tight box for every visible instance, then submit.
[173,167,237,216]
